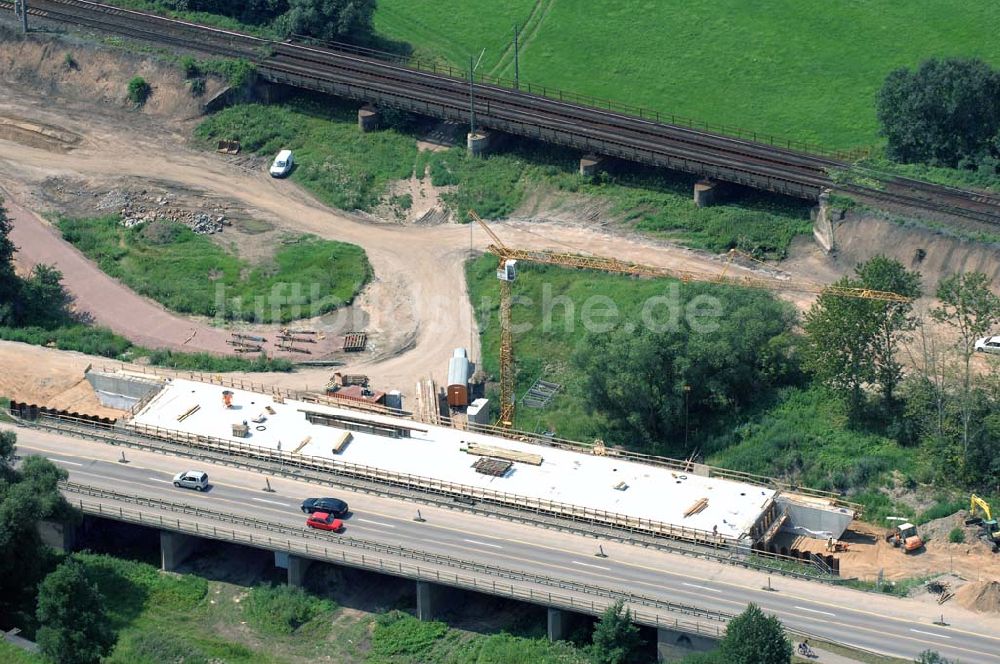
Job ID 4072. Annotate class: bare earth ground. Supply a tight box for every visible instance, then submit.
[0,32,996,404]
[0,66,817,395]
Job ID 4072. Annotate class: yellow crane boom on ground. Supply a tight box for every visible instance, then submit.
[470,211,913,428]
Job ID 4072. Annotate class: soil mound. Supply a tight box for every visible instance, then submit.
[957,580,1000,613]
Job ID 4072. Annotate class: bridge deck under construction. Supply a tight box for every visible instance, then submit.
[129,377,781,542]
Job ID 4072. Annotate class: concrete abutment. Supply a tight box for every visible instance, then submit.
[812,188,836,253]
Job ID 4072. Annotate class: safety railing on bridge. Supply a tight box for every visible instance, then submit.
[12,408,841,580]
[62,481,730,635]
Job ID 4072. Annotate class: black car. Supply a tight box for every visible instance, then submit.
[300,497,349,517]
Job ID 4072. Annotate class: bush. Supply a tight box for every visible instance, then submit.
[107,631,209,664]
[64,52,77,70]
[179,55,201,79]
[369,611,448,658]
[243,584,335,635]
[948,527,966,544]
[189,77,206,97]
[126,76,151,107]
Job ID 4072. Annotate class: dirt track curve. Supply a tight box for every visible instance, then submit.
[0,87,802,392]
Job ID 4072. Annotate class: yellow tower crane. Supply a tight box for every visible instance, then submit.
[470,211,913,428]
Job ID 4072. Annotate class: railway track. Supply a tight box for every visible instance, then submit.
[6,0,1000,226]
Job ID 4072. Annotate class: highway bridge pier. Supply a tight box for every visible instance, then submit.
[693,179,720,207]
[657,627,718,661]
[358,104,380,132]
[160,530,200,572]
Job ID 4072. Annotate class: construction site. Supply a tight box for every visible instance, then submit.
[2,18,1000,664]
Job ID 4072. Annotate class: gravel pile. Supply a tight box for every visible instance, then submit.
[94,189,227,233]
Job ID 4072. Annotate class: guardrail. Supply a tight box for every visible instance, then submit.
[61,481,730,635]
[14,410,840,581]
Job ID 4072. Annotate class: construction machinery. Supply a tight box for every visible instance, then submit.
[886,522,923,553]
[470,211,914,428]
[966,494,1000,552]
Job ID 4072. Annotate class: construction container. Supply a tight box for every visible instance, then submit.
[385,390,403,411]
[447,348,470,408]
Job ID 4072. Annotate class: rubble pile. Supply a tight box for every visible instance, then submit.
[96,188,227,234]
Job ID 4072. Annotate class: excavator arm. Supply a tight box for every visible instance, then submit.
[971,494,993,521]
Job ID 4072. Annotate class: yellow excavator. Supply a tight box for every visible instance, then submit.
[966,494,1000,552]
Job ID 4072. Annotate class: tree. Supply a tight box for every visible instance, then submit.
[284,0,376,42]
[16,264,74,328]
[930,271,1000,460]
[718,604,791,664]
[804,257,920,410]
[855,257,922,404]
[36,559,115,664]
[915,651,955,664]
[590,599,642,664]
[573,287,798,453]
[0,431,70,630]
[876,58,1000,168]
[0,199,20,325]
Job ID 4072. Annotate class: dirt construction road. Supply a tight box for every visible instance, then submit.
[0,87,795,393]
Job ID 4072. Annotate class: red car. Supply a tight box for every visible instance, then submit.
[306,511,344,532]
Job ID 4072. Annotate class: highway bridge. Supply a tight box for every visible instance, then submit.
[9,423,1000,663]
[5,0,1000,226]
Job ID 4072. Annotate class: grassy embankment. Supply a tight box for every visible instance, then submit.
[50,552,588,664]
[376,0,1000,151]
[464,255,946,524]
[56,216,371,323]
[197,95,812,258]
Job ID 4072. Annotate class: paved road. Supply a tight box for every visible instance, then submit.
[10,425,999,662]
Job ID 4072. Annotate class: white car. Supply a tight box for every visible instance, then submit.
[269,149,294,178]
[975,336,1000,354]
[173,470,209,491]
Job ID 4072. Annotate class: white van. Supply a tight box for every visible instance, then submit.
[269,149,294,178]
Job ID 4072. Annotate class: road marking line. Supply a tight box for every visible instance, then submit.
[356,518,396,528]
[682,582,721,593]
[794,606,836,617]
[51,459,83,466]
[251,497,292,507]
[148,478,172,484]
[571,560,610,571]
[910,629,950,639]
[463,539,503,549]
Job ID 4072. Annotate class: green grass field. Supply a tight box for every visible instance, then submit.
[375,1,1000,150]
[56,216,370,323]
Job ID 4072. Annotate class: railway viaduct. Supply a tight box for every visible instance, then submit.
[6,0,1000,224]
